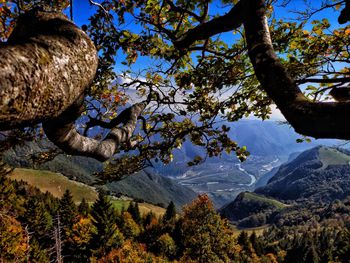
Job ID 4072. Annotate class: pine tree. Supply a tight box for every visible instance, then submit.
[24,196,53,242]
[238,231,250,251]
[163,201,176,222]
[78,198,90,217]
[304,245,320,263]
[90,190,124,257]
[59,189,77,229]
[29,238,50,263]
[127,201,141,225]
[250,232,263,256]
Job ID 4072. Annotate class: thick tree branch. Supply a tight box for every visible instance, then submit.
[174,1,247,49]
[43,101,147,162]
[244,0,350,139]
[0,10,98,130]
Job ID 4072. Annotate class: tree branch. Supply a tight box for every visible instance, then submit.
[43,101,147,162]
[244,0,350,140]
[174,1,248,49]
[296,77,350,84]
[0,10,98,130]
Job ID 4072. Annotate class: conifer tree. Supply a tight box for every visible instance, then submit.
[90,190,124,257]
[59,189,77,229]
[127,201,141,225]
[78,198,90,217]
[29,238,50,263]
[250,232,263,256]
[24,196,53,242]
[163,201,176,222]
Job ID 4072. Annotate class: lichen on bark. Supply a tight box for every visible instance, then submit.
[0,10,98,129]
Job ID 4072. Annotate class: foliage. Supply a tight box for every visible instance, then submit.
[180,194,237,262]
[2,174,350,262]
[90,190,124,257]
[0,215,28,262]
[163,201,176,222]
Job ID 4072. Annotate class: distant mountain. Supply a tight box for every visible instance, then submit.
[220,146,350,225]
[255,146,350,202]
[219,191,286,221]
[106,168,197,208]
[2,140,196,208]
[1,120,342,209]
[227,120,339,156]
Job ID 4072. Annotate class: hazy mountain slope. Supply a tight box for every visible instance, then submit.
[255,146,350,201]
[106,169,197,208]
[2,139,102,184]
[219,191,286,221]
[221,146,350,224]
[2,140,196,208]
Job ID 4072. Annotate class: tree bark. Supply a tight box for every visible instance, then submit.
[244,0,350,139]
[0,10,98,130]
[0,10,146,161]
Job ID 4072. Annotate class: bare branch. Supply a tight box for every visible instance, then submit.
[89,0,108,15]
[43,101,147,162]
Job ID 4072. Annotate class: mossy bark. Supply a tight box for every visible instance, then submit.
[0,10,98,129]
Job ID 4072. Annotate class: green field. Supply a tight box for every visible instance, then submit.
[11,168,98,202]
[319,147,350,168]
[243,192,287,210]
[10,168,166,216]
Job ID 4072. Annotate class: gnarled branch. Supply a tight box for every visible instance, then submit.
[43,101,146,162]
[244,0,350,139]
[0,10,98,130]
[0,10,146,161]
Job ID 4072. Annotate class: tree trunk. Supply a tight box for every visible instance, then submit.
[0,10,98,130]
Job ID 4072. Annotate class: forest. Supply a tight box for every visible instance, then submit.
[1,0,350,262]
[1,170,350,262]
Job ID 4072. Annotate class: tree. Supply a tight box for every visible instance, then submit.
[78,198,90,217]
[126,201,141,225]
[120,211,141,239]
[24,196,53,242]
[1,0,350,167]
[90,190,124,257]
[0,215,28,262]
[180,194,236,262]
[59,189,78,229]
[163,201,177,222]
[65,217,95,262]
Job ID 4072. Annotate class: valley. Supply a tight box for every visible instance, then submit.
[172,156,282,207]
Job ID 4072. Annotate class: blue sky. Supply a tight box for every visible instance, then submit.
[67,0,345,121]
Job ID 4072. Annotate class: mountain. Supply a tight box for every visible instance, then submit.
[219,191,286,222]
[105,168,197,208]
[227,120,338,156]
[220,146,350,225]
[2,139,196,208]
[255,146,350,202]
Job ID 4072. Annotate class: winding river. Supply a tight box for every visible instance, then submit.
[235,163,256,186]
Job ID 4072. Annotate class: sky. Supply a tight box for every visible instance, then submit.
[67,0,345,121]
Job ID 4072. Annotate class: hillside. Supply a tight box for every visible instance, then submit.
[2,140,196,208]
[221,146,350,226]
[219,191,286,222]
[9,167,166,216]
[10,168,98,202]
[255,146,350,201]
[106,168,197,208]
